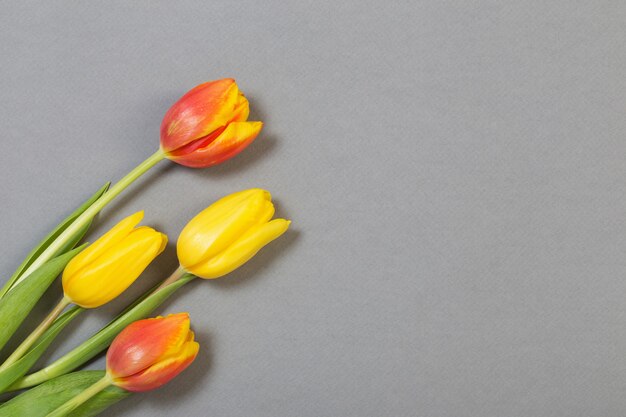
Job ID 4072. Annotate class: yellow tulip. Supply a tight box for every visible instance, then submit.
[0,212,167,371]
[62,211,168,308]
[177,189,290,279]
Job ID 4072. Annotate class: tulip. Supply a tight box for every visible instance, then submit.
[44,314,199,417]
[63,211,168,308]
[160,78,263,168]
[0,212,167,371]
[177,189,290,279]
[106,312,199,392]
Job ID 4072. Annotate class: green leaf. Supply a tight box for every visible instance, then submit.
[0,371,130,417]
[0,306,83,393]
[10,274,196,391]
[0,245,86,354]
[0,183,110,299]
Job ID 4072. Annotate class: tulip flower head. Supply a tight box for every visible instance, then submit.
[106,313,199,392]
[62,212,167,308]
[160,78,263,168]
[177,189,290,279]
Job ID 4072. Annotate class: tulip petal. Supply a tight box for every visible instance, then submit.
[177,189,272,270]
[64,228,167,308]
[231,93,250,122]
[202,188,270,211]
[191,219,290,279]
[107,313,191,379]
[114,339,199,392]
[257,199,276,225]
[62,212,144,282]
[160,79,240,153]
[166,121,262,168]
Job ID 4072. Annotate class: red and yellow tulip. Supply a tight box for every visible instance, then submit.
[40,314,200,417]
[160,78,263,168]
[106,313,199,392]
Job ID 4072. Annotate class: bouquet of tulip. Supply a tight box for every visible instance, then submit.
[0,79,291,416]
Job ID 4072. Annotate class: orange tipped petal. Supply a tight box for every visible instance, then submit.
[166,121,262,168]
[107,313,191,378]
[160,78,239,153]
[114,339,199,392]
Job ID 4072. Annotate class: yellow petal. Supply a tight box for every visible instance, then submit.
[177,189,272,270]
[231,93,250,122]
[64,227,167,308]
[190,219,290,279]
[63,212,144,280]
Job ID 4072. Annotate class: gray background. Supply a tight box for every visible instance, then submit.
[0,1,625,416]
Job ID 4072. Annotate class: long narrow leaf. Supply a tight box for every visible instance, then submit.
[0,307,83,393]
[0,245,86,353]
[0,183,110,299]
[0,371,129,417]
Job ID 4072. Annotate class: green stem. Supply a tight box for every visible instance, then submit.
[10,149,166,290]
[155,265,187,291]
[0,297,72,371]
[45,375,112,417]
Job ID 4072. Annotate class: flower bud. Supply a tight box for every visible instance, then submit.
[106,313,199,392]
[160,78,262,168]
[177,189,290,279]
[62,212,167,308]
